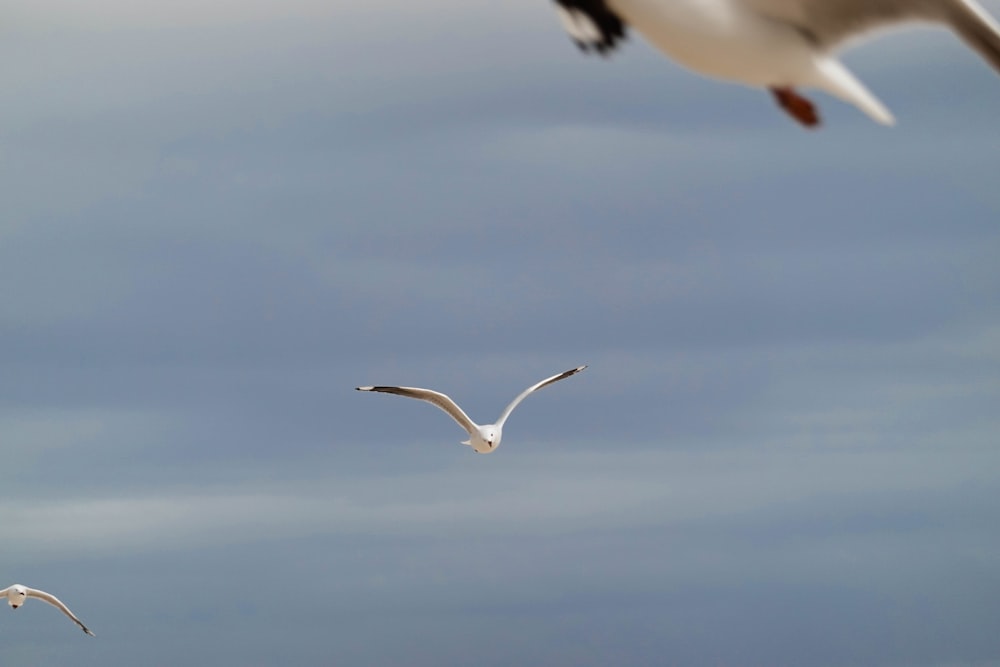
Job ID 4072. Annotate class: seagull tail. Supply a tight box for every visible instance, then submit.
[810,58,896,126]
[950,0,1000,74]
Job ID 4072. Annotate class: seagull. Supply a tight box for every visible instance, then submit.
[356,365,587,453]
[552,0,1000,126]
[2,584,95,636]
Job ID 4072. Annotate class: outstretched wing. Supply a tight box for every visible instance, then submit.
[25,588,96,636]
[553,0,629,55]
[743,0,948,49]
[496,366,587,428]
[356,386,478,436]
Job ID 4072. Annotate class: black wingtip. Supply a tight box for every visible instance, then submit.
[557,0,628,56]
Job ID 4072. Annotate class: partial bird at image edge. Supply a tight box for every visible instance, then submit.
[552,0,1000,127]
[2,584,96,637]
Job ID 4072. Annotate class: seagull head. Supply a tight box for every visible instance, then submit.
[8,585,27,608]
[471,425,500,454]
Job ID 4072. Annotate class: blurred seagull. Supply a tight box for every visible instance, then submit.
[356,366,587,454]
[2,584,95,636]
[552,0,1000,126]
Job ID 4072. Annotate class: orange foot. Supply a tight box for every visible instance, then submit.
[770,87,821,128]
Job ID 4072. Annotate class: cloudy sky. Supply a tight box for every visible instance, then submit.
[2,1,1000,665]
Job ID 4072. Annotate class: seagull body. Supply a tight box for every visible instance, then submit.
[553,0,1000,125]
[2,584,95,636]
[356,366,586,453]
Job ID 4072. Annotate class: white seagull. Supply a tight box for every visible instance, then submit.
[2,584,95,636]
[552,0,1000,126]
[356,365,587,453]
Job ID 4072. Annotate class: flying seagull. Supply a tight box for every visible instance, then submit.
[2,584,95,636]
[552,0,1000,126]
[356,365,587,453]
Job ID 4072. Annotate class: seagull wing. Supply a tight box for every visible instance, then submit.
[553,0,629,55]
[743,0,949,48]
[495,366,587,429]
[356,386,479,436]
[947,0,1000,73]
[24,588,95,636]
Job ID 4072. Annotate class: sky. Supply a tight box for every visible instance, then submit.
[2,0,1000,665]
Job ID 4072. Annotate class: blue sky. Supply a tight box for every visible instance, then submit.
[2,1,1000,665]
